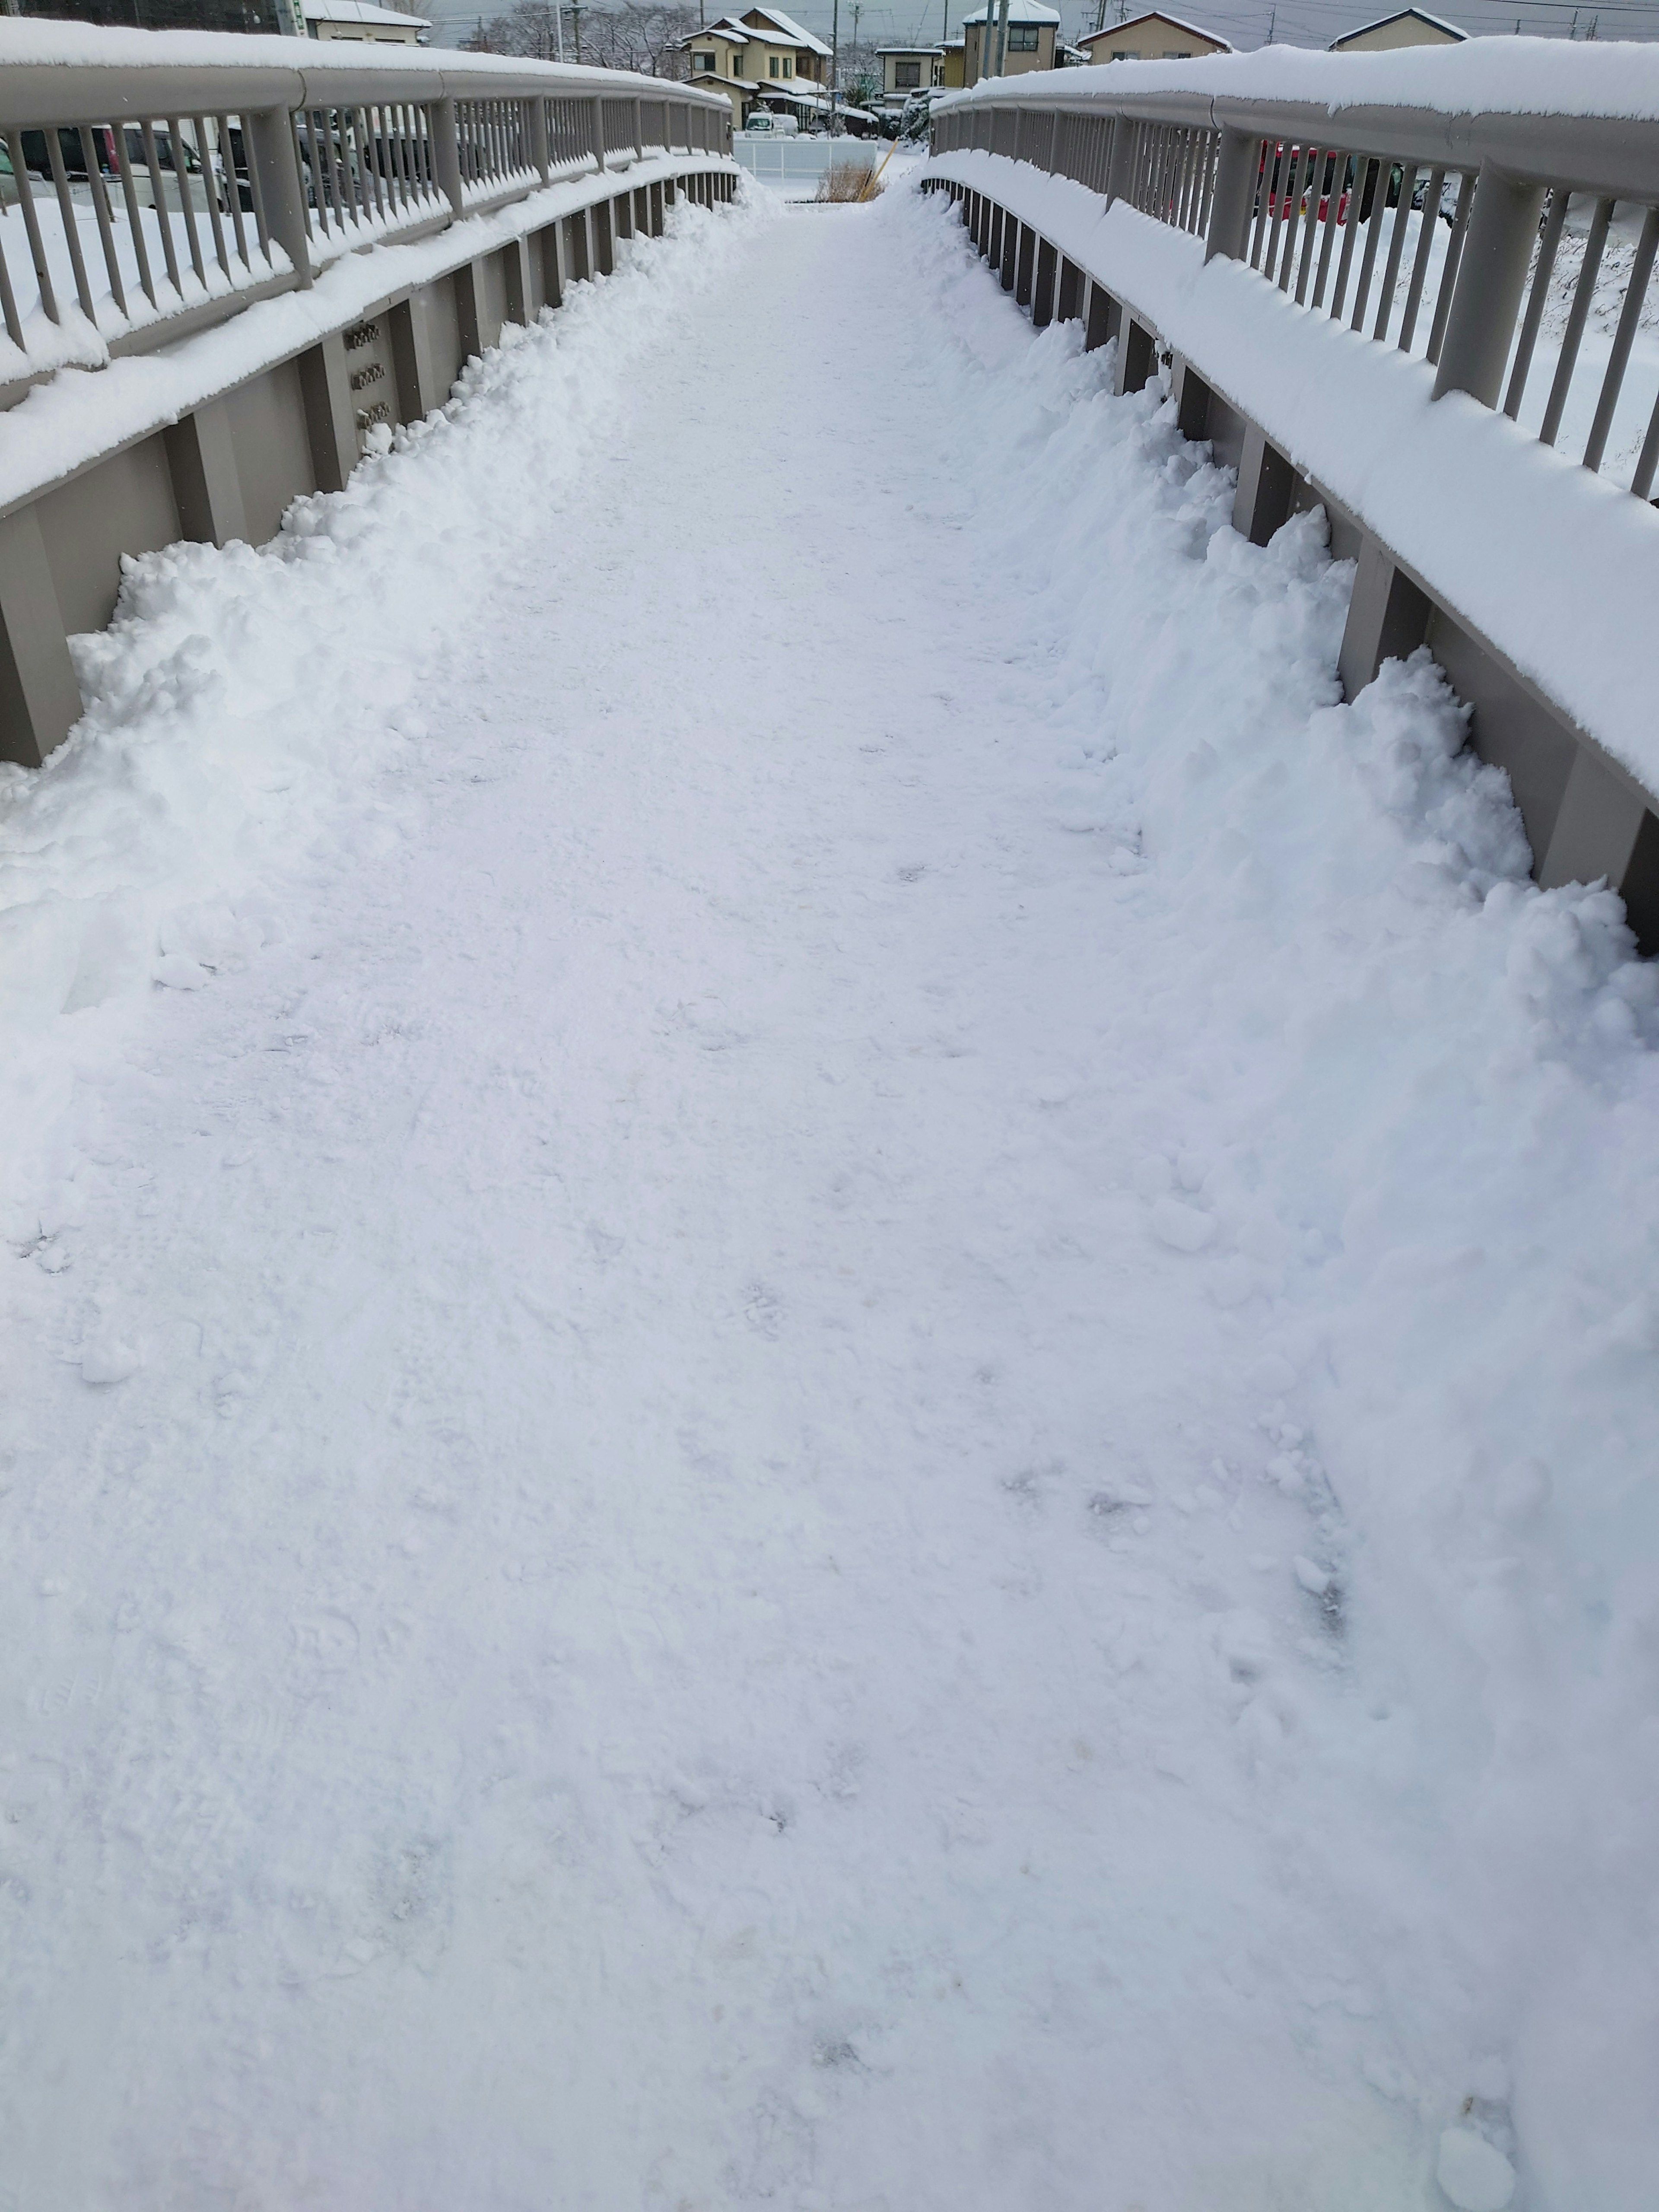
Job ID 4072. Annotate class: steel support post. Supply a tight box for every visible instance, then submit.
[1103,116,1137,210]
[298,331,358,493]
[1205,127,1258,264]
[0,506,80,768]
[1432,162,1548,408]
[432,96,465,219]
[589,95,606,173]
[164,396,249,547]
[247,105,312,289]
[529,95,550,185]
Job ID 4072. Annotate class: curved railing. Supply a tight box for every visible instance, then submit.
[0,20,731,404]
[926,47,1659,948]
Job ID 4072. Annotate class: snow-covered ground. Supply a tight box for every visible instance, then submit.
[1,176,1656,2212]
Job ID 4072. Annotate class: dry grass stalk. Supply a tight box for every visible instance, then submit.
[815,161,884,204]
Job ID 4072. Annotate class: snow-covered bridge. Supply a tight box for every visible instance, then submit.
[1,24,1657,2212]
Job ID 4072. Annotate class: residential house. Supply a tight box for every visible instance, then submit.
[1077,10,1230,61]
[939,32,967,86]
[962,0,1061,84]
[303,0,427,40]
[878,44,945,95]
[1328,7,1465,48]
[679,7,834,132]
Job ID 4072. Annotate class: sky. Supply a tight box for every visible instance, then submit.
[421,0,1659,48]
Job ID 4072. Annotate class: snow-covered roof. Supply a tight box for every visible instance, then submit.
[877,44,943,54]
[1329,7,1467,44]
[737,5,833,56]
[303,0,429,23]
[962,0,1061,21]
[682,19,752,44]
[1077,10,1232,48]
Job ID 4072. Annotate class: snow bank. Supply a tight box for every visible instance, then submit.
[937,34,1659,122]
[895,180,1659,2209]
[0,190,760,1191]
[928,148,1659,804]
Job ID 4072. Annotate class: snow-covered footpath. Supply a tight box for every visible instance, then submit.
[1,177,1655,2211]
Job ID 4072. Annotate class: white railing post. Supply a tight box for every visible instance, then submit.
[432,96,465,216]
[1205,126,1257,264]
[1432,162,1548,408]
[248,105,312,287]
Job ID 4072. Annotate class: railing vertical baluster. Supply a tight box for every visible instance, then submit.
[216,114,251,270]
[1274,143,1300,285]
[1244,139,1269,267]
[1583,202,1659,475]
[7,131,61,323]
[1349,156,1391,331]
[1630,383,1659,500]
[0,225,23,350]
[1329,156,1366,320]
[1195,129,1217,238]
[45,129,98,324]
[1424,166,1475,367]
[111,122,159,305]
[1397,165,1443,351]
[79,125,127,316]
[1502,184,1567,416]
[1294,148,1323,300]
[1540,194,1612,447]
[165,116,208,287]
[1310,151,1343,309]
[1371,162,1419,340]
[194,115,232,282]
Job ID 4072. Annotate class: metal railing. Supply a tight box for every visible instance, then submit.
[931,63,1659,502]
[0,27,731,403]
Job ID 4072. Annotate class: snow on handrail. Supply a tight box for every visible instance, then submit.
[0,22,729,402]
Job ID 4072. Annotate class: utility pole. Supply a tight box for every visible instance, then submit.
[831,0,840,134]
[572,0,582,58]
[992,0,1011,76]
[1093,0,1107,32]
[555,0,565,59]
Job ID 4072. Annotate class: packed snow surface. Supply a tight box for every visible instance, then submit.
[2,179,1657,2211]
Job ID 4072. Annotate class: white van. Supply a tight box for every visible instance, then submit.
[742,111,800,136]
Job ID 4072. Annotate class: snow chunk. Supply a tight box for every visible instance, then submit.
[1149,1196,1216,1253]
[1436,2128,1516,2212]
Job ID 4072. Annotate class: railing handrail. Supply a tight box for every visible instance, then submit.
[0,19,729,130]
[935,45,1659,203]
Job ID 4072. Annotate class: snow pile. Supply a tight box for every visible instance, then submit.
[909,180,1659,2209]
[0,162,1655,2211]
[0,192,755,1222]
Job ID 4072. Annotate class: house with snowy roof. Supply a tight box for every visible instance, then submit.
[1328,7,1465,48]
[679,7,834,132]
[962,0,1062,85]
[303,0,427,40]
[1077,11,1230,63]
[878,44,945,97]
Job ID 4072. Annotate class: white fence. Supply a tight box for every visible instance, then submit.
[733,137,882,191]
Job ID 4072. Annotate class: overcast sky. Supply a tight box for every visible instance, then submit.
[421,0,1659,62]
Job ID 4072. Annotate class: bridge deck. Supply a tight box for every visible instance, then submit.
[0,183,1650,2207]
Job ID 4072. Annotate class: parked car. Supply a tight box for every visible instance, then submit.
[742,111,800,136]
